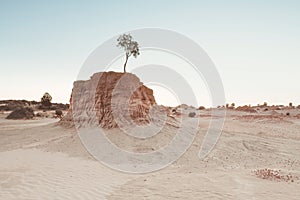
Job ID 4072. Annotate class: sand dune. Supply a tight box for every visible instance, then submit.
[0,149,131,200]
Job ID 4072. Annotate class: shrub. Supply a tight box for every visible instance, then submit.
[0,100,28,111]
[263,102,268,107]
[51,106,57,110]
[188,112,196,117]
[55,110,63,117]
[6,107,34,119]
[289,102,293,107]
[198,106,205,110]
[52,103,69,110]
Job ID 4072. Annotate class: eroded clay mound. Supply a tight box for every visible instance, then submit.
[61,72,156,128]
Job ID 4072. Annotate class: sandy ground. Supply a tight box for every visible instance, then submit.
[1,108,300,199]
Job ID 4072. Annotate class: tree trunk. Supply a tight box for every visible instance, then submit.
[123,54,129,73]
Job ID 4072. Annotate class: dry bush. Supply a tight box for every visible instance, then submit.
[55,110,63,118]
[188,112,196,117]
[198,106,206,110]
[6,107,34,119]
[226,103,235,109]
[253,169,298,182]
[0,100,32,111]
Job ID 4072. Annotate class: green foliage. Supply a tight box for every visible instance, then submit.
[41,92,52,108]
[117,34,140,72]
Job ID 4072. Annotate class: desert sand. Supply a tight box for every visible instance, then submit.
[1,107,300,200]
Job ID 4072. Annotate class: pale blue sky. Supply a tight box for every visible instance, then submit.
[0,0,299,106]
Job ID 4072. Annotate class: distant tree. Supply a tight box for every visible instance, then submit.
[41,92,52,109]
[231,103,235,108]
[117,34,140,73]
[263,102,268,107]
[289,102,293,107]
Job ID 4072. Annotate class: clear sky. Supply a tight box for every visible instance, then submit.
[0,0,299,106]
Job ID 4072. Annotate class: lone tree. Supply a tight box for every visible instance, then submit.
[117,34,140,73]
[41,92,52,109]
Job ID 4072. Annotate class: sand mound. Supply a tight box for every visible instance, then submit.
[61,71,156,128]
[6,107,34,119]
